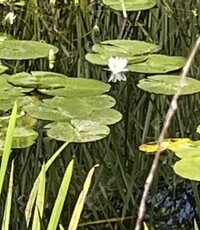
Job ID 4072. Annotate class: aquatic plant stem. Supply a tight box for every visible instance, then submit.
[134,35,200,230]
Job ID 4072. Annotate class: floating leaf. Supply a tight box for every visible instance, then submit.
[12,127,38,148]
[85,53,147,65]
[24,98,92,121]
[0,40,58,60]
[139,138,191,153]
[45,121,110,143]
[0,64,8,74]
[92,40,160,57]
[174,157,200,181]
[138,75,200,95]
[8,72,38,88]
[9,71,110,97]
[102,0,156,11]
[172,140,200,159]
[128,54,186,73]
[83,108,122,125]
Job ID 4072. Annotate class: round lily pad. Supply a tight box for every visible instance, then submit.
[174,157,200,181]
[86,53,147,65]
[102,0,156,11]
[92,40,160,56]
[0,40,58,60]
[137,75,200,95]
[128,54,186,73]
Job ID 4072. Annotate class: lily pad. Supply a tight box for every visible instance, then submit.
[172,140,200,159]
[83,108,122,125]
[137,75,200,95]
[86,53,147,65]
[0,64,8,74]
[8,71,110,97]
[92,40,160,56]
[174,157,200,181]
[102,0,156,11]
[45,121,110,143]
[38,78,110,97]
[12,127,38,148]
[0,40,58,60]
[128,54,186,73]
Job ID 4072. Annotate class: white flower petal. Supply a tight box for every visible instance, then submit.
[120,58,128,70]
[120,73,127,81]
[107,56,128,74]
[108,73,115,82]
[108,57,116,72]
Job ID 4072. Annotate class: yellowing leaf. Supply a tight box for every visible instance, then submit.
[139,138,191,153]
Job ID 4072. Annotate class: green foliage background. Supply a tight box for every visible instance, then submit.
[0,0,200,229]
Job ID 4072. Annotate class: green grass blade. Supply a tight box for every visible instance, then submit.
[0,102,17,197]
[25,141,69,227]
[68,164,99,230]
[2,160,14,230]
[59,224,65,230]
[32,163,46,230]
[194,219,199,230]
[47,158,74,230]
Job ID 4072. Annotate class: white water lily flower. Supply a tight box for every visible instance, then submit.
[107,57,128,83]
[4,12,16,25]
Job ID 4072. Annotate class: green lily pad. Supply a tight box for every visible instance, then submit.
[172,140,200,158]
[92,40,160,56]
[12,127,38,148]
[83,108,122,125]
[79,95,116,109]
[0,113,38,153]
[174,157,200,181]
[128,54,186,73]
[24,98,92,121]
[8,72,38,88]
[9,71,110,97]
[85,53,147,65]
[45,121,110,143]
[38,78,110,97]
[0,40,58,60]
[0,64,8,74]
[137,75,200,95]
[102,0,156,11]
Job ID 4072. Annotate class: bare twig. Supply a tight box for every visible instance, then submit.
[134,35,200,230]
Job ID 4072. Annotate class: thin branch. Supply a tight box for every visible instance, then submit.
[134,35,200,230]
